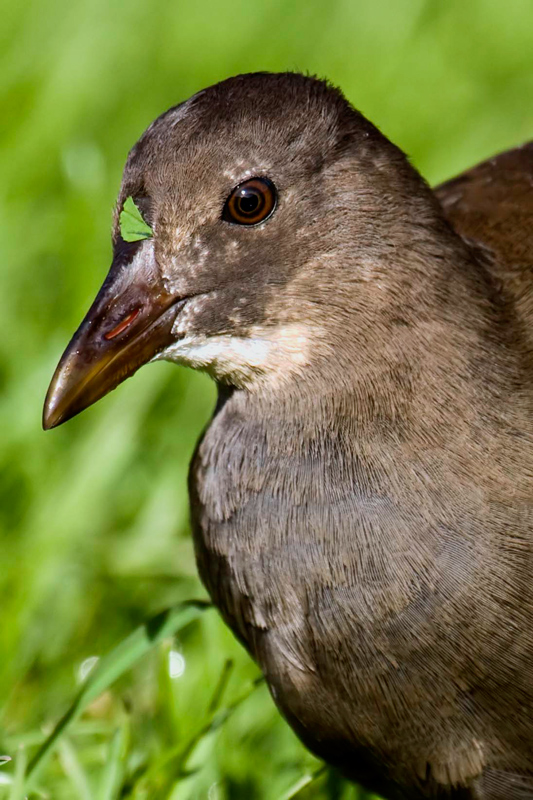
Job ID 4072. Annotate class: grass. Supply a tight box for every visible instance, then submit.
[1,0,533,797]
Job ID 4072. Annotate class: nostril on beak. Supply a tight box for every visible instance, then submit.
[104,307,141,341]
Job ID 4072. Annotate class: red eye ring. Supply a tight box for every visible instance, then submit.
[222,177,277,226]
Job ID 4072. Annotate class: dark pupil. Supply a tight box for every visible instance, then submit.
[238,190,261,215]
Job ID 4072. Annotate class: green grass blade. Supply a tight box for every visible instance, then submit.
[131,676,264,796]
[280,766,326,800]
[96,718,130,800]
[58,738,93,800]
[24,601,210,792]
[207,659,234,715]
[8,746,27,800]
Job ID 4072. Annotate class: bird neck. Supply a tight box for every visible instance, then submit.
[245,234,513,442]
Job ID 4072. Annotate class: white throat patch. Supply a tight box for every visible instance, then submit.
[153,324,314,389]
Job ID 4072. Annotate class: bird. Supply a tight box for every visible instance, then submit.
[43,72,533,799]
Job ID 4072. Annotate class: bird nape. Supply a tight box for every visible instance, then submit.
[43,72,533,800]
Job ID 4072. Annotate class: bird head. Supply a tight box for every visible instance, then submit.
[43,72,446,429]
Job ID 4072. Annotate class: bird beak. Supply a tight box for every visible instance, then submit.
[43,240,182,430]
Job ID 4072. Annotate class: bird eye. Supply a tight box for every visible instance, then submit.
[222,177,277,226]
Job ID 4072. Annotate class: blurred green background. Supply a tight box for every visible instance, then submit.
[1,0,533,797]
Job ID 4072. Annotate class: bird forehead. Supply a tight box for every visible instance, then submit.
[144,134,305,191]
[126,83,338,189]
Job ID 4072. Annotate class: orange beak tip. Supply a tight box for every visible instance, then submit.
[42,382,69,430]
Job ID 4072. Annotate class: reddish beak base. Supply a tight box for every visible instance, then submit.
[43,242,182,429]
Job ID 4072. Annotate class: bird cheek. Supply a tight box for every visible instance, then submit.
[159,237,217,300]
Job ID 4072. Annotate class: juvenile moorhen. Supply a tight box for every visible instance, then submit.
[44,73,533,800]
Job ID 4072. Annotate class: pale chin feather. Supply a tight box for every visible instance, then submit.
[151,324,315,389]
